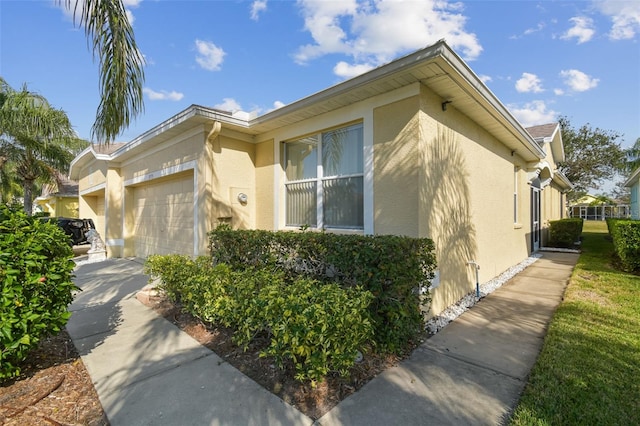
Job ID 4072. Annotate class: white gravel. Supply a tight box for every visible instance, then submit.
[424,254,543,335]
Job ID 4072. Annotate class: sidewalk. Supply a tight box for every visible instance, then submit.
[68,252,578,425]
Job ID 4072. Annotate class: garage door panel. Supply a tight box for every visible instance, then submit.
[131,172,194,258]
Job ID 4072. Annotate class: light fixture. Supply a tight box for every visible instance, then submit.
[441,100,452,111]
[237,193,248,204]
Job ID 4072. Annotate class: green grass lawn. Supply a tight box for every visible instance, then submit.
[510,220,640,425]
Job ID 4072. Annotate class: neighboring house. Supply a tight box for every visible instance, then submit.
[35,178,80,218]
[624,167,640,219]
[573,194,599,206]
[69,40,572,317]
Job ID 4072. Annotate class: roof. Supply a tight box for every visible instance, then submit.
[93,142,127,154]
[70,40,548,180]
[526,123,558,140]
[38,178,79,199]
[526,122,565,163]
[624,166,640,187]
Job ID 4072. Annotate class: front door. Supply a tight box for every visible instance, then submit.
[531,186,541,251]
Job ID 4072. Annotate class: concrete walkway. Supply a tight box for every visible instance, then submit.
[67,252,578,425]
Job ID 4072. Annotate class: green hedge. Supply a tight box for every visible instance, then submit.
[208,227,436,352]
[548,218,584,248]
[606,219,640,272]
[144,255,373,384]
[0,204,77,380]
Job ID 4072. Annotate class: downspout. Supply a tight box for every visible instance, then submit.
[207,120,222,145]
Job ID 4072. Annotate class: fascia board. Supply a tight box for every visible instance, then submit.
[437,46,546,161]
[109,105,250,161]
[624,166,640,187]
[249,41,448,128]
[69,146,111,180]
[553,170,573,190]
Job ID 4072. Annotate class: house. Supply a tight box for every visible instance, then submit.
[69,40,571,317]
[34,177,80,218]
[624,167,640,219]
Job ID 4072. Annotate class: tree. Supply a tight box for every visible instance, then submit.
[557,116,626,201]
[624,137,640,172]
[62,0,145,143]
[0,79,88,215]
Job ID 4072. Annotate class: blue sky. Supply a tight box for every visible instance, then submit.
[1,0,639,153]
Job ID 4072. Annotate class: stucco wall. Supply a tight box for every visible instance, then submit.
[255,140,275,230]
[78,161,108,190]
[208,134,256,230]
[373,96,420,236]
[416,84,531,316]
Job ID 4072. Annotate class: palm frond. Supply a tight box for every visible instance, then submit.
[64,0,145,143]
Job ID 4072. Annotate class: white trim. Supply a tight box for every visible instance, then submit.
[363,111,374,235]
[106,239,124,247]
[123,160,197,187]
[273,140,280,230]
[79,182,106,196]
[193,162,199,255]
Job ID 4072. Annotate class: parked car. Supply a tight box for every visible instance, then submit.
[40,217,96,246]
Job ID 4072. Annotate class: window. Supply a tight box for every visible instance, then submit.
[513,167,519,223]
[285,123,363,229]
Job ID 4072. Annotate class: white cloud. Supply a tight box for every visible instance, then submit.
[554,88,565,96]
[294,0,482,79]
[509,100,557,128]
[561,16,595,44]
[595,0,640,40]
[333,61,376,79]
[250,0,268,21]
[143,88,184,101]
[60,0,141,26]
[516,73,544,93]
[478,74,492,84]
[269,100,286,111]
[195,39,226,71]
[214,98,243,112]
[559,69,599,92]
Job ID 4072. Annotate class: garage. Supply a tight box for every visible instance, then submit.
[130,171,195,258]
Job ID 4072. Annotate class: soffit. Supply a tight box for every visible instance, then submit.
[248,42,544,161]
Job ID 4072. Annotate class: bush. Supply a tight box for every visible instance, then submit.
[548,218,584,248]
[144,254,373,384]
[208,227,436,352]
[606,219,640,272]
[0,204,77,380]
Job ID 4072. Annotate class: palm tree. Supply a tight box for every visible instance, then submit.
[61,0,145,143]
[625,137,640,172]
[0,79,87,215]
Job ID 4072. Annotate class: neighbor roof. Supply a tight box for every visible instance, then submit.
[624,166,640,187]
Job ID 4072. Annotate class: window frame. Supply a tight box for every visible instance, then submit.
[284,122,364,231]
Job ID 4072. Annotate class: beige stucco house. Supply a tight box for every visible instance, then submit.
[69,40,571,316]
[35,178,80,218]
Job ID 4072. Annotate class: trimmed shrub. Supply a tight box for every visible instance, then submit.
[0,204,77,380]
[548,218,584,248]
[144,254,373,384]
[208,227,436,352]
[606,219,640,272]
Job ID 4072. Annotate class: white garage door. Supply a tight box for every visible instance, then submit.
[131,172,194,258]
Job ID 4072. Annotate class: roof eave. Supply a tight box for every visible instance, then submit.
[624,167,640,187]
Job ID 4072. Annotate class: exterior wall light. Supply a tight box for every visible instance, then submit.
[237,193,248,204]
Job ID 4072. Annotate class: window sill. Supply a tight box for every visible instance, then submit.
[513,223,523,229]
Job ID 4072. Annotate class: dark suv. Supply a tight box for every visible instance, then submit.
[41,217,96,246]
